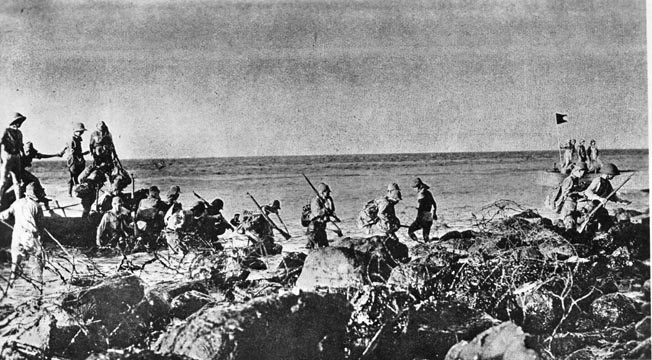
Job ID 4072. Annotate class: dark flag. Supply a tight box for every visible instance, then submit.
[556,113,568,125]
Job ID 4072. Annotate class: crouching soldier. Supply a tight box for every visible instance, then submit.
[75,164,108,221]
[202,198,233,244]
[236,210,282,256]
[578,163,630,232]
[357,183,402,239]
[96,196,133,249]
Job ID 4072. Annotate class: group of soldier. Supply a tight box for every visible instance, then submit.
[548,159,631,233]
[559,138,601,173]
[0,111,632,296]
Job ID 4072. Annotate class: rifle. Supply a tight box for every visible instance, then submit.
[301,173,343,237]
[131,173,137,236]
[246,192,291,240]
[578,172,634,233]
[192,191,211,207]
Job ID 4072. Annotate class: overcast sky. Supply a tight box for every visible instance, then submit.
[0,0,647,158]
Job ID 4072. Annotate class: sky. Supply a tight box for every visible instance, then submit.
[0,0,647,159]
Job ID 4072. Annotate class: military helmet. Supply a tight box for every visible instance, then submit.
[574,162,589,172]
[210,198,224,211]
[73,122,87,132]
[411,177,424,188]
[601,163,620,176]
[387,183,400,191]
[272,199,281,209]
[316,182,330,193]
[10,112,26,126]
[167,185,181,197]
[388,189,402,201]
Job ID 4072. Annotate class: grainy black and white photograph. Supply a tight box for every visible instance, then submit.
[0,0,649,359]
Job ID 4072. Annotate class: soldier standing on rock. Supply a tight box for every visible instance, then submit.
[0,113,27,209]
[376,183,402,241]
[307,182,335,249]
[0,183,45,294]
[407,177,437,243]
[554,162,588,231]
[21,141,64,213]
[63,122,90,197]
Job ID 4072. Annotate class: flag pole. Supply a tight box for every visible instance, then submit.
[555,120,563,167]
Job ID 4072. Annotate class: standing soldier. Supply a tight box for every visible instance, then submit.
[306,182,335,249]
[0,183,45,294]
[376,183,402,240]
[0,113,27,208]
[64,122,89,197]
[21,141,64,211]
[407,177,437,243]
[89,121,115,168]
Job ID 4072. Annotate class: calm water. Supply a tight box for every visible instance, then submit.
[1,149,648,305]
[34,149,649,233]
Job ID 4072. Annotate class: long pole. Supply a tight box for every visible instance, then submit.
[555,120,563,169]
[578,172,635,233]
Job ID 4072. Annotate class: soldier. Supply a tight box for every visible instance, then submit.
[553,162,588,230]
[63,122,90,197]
[135,186,167,240]
[164,185,181,212]
[580,163,630,232]
[0,113,27,208]
[376,183,402,240]
[407,177,437,243]
[306,182,335,249]
[21,141,64,211]
[0,183,45,294]
[75,164,108,220]
[89,121,115,168]
[236,210,282,255]
[204,198,234,240]
[96,196,132,248]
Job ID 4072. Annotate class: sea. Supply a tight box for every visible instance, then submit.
[35,149,649,233]
[0,149,649,305]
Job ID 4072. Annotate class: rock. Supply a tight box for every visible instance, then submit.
[277,252,307,270]
[374,301,499,360]
[154,292,352,360]
[295,247,365,290]
[240,256,267,270]
[170,290,215,319]
[86,349,193,359]
[635,316,650,340]
[0,301,55,360]
[444,321,541,360]
[268,252,307,285]
[563,348,598,360]
[514,286,563,334]
[549,333,601,357]
[61,272,145,327]
[624,337,651,359]
[591,293,641,327]
[440,230,462,241]
[154,280,208,303]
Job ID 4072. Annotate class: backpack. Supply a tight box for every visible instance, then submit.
[301,203,311,227]
[357,199,379,229]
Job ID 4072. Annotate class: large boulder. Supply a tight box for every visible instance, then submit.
[373,301,499,360]
[170,290,215,319]
[591,293,641,327]
[295,247,365,290]
[0,301,56,360]
[444,322,541,360]
[154,292,352,360]
[513,285,563,334]
[296,236,409,290]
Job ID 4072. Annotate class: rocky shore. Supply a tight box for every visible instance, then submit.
[0,207,649,360]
